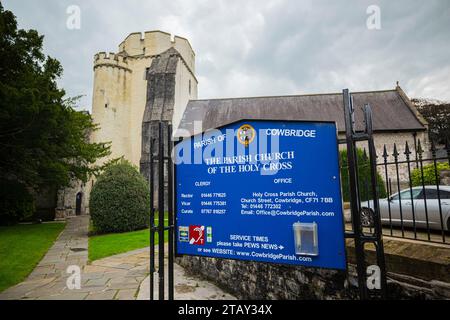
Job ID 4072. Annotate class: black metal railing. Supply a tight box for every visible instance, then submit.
[341,91,387,299]
[149,121,175,300]
[342,139,450,244]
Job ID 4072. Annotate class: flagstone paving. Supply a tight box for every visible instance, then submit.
[0,215,235,300]
[137,261,236,300]
[0,215,89,300]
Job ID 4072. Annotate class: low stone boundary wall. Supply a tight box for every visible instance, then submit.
[177,256,354,299]
[177,238,450,300]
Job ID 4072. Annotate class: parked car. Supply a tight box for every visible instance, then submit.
[361,186,450,231]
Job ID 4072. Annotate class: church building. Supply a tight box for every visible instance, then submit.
[56,31,197,218]
[54,31,427,219]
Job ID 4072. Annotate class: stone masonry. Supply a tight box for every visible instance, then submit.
[140,48,181,208]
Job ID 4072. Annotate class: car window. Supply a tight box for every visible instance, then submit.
[440,190,450,199]
[426,189,439,199]
[391,189,421,201]
[416,188,450,200]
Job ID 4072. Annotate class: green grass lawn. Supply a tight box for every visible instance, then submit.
[89,226,168,262]
[89,213,169,262]
[0,222,65,292]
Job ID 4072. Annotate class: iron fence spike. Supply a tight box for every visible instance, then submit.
[382,145,388,159]
[404,141,411,155]
[392,143,399,158]
[417,139,423,155]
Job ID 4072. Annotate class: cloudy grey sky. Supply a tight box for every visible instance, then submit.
[3,0,450,110]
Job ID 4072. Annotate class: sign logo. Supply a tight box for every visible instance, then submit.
[206,226,213,243]
[178,226,189,242]
[237,124,255,146]
[189,225,205,245]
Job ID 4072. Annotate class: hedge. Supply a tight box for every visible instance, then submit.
[90,160,150,233]
[411,162,450,187]
[340,149,387,202]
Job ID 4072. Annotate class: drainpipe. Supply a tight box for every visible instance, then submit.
[413,132,418,169]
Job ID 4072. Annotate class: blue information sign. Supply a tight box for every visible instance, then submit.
[175,120,347,270]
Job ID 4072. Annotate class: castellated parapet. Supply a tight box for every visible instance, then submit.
[93,52,131,72]
[116,30,195,72]
[91,31,198,171]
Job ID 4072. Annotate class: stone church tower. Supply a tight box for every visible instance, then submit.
[56,31,197,218]
[91,31,197,167]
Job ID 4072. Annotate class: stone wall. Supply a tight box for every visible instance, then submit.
[177,256,450,300]
[440,170,450,186]
[55,178,90,219]
[370,131,429,185]
[177,256,354,300]
[177,238,450,300]
[338,130,429,188]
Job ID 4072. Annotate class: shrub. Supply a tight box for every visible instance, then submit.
[0,179,35,225]
[411,162,450,187]
[340,149,387,202]
[90,160,150,233]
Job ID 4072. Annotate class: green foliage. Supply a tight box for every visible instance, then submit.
[411,162,450,187]
[90,160,150,233]
[413,99,450,145]
[340,149,387,202]
[0,179,35,225]
[0,4,110,193]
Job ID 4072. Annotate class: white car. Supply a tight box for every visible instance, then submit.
[362,186,450,231]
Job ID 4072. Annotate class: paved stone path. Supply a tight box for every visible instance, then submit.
[137,253,236,300]
[0,215,89,300]
[0,215,235,300]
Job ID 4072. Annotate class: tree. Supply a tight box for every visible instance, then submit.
[412,98,450,145]
[0,5,110,197]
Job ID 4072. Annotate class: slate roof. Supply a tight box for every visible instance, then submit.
[175,87,427,137]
